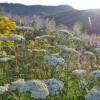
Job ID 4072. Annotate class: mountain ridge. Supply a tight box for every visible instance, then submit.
[0,3,74,15]
[0,3,100,34]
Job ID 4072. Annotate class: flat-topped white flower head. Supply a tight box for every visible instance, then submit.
[16,26,33,30]
[0,57,11,62]
[10,34,25,41]
[0,84,9,95]
[0,51,7,56]
[44,79,64,95]
[85,86,100,100]
[56,45,78,53]
[26,80,49,99]
[9,79,28,93]
[32,49,47,52]
[0,56,15,62]
[0,78,64,98]
[91,70,100,78]
[36,35,55,39]
[72,69,87,77]
[48,57,65,66]
[44,56,65,66]
[0,35,25,41]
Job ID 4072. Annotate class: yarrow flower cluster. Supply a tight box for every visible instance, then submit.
[0,55,15,62]
[26,80,49,99]
[36,35,55,39]
[16,26,33,30]
[0,57,12,62]
[44,55,65,66]
[72,69,87,77]
[0,34,25,41]
[56,45,78,53]
[9,79,28,93]
[85,86,100,100]
[32,49,47,52]
[91,70,100,78]
[9,34,25,41]
[0,84,9,95]
[8,79,64,99]
[9,79,49,99]
[44,79,64,95]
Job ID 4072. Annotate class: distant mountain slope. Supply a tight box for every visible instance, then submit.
[54,9,100,33]
[0,3,100,34]
[0,3,74,15]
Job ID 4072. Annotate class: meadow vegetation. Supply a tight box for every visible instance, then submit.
[0,16,99,100]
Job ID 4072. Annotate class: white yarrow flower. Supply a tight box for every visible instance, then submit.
[44,79,64,95]
[0,56,15,62]
[44,56,65,66]
[91,70,100,78]
[9,35,25,41]
[0,84,9,95]
[36,35,55,39]
[9,79,28,93]
[0,57,11,62]
[85,86,100,100]
[0,35,25,41]
[26,80,49,99]
[72,69,87,77]
[56,45,78,53]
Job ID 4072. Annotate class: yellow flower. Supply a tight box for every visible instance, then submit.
[0,16,16,33]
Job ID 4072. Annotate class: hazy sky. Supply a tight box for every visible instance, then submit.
[0,0,100,10]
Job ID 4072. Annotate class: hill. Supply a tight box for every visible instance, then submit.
[0,3,100,34]
[0,3,74,15]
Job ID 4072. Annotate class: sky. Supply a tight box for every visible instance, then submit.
[0,0,100,10]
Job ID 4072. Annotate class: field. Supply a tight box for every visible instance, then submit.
[0,16,99,100]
